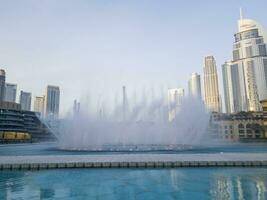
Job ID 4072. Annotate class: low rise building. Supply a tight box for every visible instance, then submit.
[0,101,55,142]
[210,112,266,141]
[260,99,267,138]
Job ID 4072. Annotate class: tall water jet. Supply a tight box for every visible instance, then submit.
[57,87,210,151]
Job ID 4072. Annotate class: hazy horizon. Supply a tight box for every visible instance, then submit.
[1,0,267,116]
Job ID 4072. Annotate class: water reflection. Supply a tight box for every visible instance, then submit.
[0,168,266,199]
[209,171,267,200]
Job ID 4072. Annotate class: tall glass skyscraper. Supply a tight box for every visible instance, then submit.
[20,91,32,111]
[5,83,17,103]
[45,85,60,118]
[223,14,267,112]
[168,88,184,121]
[188,72,202,100]
[203,56,221,112]
[222,61,247,113]
[0,69,6,102]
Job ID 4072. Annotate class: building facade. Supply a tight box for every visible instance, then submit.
[203,56,221,112]
[5,83,17,103]
[211,112,265,141]
[19,91,32,111]
[223,15,267,112]
[188,72,202,100]
[34,96,45,117]
[168,88,184,121]
[0,69,6,102]
[0,102,54,142]
[222,62,247,113]
[45,85,60,118]
[260,99,267,138]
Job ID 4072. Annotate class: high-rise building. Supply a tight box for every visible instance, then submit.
[122,86,128,121]
[222,61,247,113]
[168,88,184,121]
[0,69,6,102]
[188,72,202,100]
[44,85,60,118]
[73,99,80,116]
[5,83,17,103]
[34,96,45,117]
[20,91,31,111]
[203,56,221,112]
[223,12,267,112]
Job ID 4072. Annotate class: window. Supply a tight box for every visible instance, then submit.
[233,50,240,61]
[259,44,267,56]
[245,46,253,57]
[256,38,263,44]
[241,29,259,40]
[238,124,244,129]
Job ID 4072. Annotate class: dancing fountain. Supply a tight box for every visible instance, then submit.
[57,87,210,151]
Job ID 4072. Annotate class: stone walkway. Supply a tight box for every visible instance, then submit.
[0,153,267,170]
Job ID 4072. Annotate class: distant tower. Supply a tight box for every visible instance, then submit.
[188,72,202,100]
[5,83,17,103]
[203,56,221,112]
[44,85,60,118]
[0,69,6,102]
[73,99,80,116]
[20,91,32,111]
[122,86,127,121]
[34,96,45,117]
[168,88,184,121]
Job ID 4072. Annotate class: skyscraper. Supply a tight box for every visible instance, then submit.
[122,86,128,121]
[188,72,202,100]
[223,12,267,112]
[20,91,31,111]
[0,69,6,102]
[34,96,45,117]
[222,61,247,113]
[73,99,80,117]
[44,85,60,118]
[168,88,184,121]
[5,83,17,103]
[203,56,221,112]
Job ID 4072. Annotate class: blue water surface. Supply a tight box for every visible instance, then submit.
[0,167,267,200]
[1,142,267,156]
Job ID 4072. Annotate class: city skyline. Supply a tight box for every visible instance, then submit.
[1,1,267,114]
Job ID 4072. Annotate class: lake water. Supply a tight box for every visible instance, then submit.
[1,142,267,199]
[0,168,267,200]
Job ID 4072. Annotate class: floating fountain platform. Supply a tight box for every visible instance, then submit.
[0,153,267,170]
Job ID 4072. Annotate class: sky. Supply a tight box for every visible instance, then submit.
[0,0,266,115]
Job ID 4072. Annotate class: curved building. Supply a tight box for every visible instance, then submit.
[223,14,267,113]
[226,15,267,112]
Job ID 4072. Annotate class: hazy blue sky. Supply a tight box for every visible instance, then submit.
[0,0,266,114]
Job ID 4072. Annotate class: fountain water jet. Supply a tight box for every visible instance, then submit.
[57,89,210,151]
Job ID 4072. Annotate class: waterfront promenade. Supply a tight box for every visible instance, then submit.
[0,153,267,170]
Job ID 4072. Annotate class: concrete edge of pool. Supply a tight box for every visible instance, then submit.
[0,153,267,170]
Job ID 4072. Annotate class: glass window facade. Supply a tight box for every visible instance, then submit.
[233,50,240,61]
[258,44,267,56]
[235,29,259,42]
[245,46,253,58]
